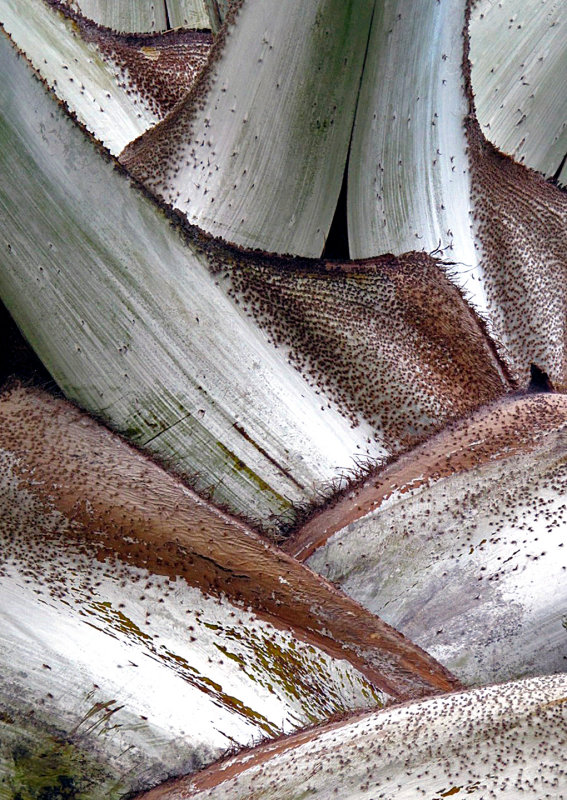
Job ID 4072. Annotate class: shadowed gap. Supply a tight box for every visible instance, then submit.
[528,363,555,393]
[322,0,377,260]
[0,300,57,390]
[552,151,567,184]
[322,167,349,259]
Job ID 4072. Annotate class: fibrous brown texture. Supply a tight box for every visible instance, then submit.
[118,1,236,167]
[469,122,567,390]
[299,393,567,684]
[94,29,212,119]
[48,0,212,119]
[462,1,567,391]
[1,1,566,794]
[0,383,461,701]
[218,250,512,451]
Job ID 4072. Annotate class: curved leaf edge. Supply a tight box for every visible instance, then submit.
[1,24,519,541]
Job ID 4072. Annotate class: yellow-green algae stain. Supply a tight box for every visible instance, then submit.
[82,598,383,738]
[83,600,280,737]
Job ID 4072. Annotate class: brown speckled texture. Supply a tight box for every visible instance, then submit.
[48,0,212,119]
[96,30,212,119]
[468,123,567,390]
[134,676,567,799]
[462,0,567,391]
[216,251,512,450]
[285,392,567,560]
[0,383,461,701]
[120,0,242,170]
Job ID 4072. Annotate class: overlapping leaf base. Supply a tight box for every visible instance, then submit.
[136,675,567,799]
[294,394,567,684]
[0,0,566,797]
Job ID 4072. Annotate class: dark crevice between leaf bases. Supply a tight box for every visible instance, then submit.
[462,0,567,392]
[3,24,517,545]
[163,0,171,32]
[281,0,567,557]
[0,383,462,703]
[40,0,567,400]
[118,0,377,261]
[45,0,212,120]
[53,0,166,33]
[528,363,555,394]
[322,0,377,260]
[552,150,567,185]
[114,0,566,442]
[321,165,349,260]
[0,299,59,392]
[203,0,226,36]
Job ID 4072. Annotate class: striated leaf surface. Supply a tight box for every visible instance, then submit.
[469,123,567,390]
[1,0,211,155]
[136,674,567,799]
[0,384,460,701]
[59,0,168,32]
[0,384,461,792]
[203,0,229,33]
[293,394,567,684]
[121,0,375,257]
[222,251,512,454]
[0,31,515,533]
[346,0,567,390]
[60,0,211,31]
[470,0,567,183]
[0,30,388,530]
[167,0,210,30]
[0,384,462,794]
[347,0,480,302]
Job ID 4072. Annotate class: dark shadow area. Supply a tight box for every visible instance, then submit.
[552,151,567,184]
[0,299,57,390]
[321,167,350,260]
[528,363,555,393]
